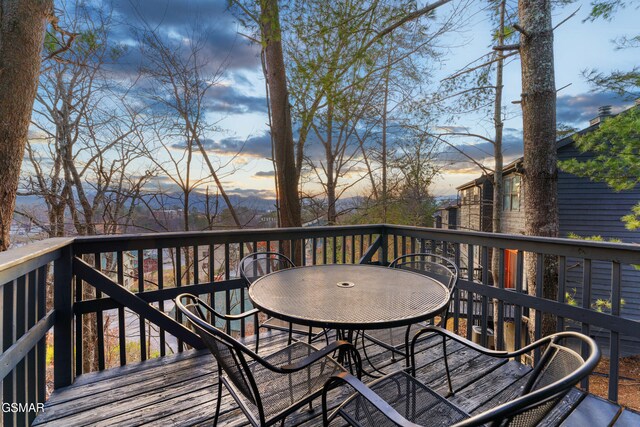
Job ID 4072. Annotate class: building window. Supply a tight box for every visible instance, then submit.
[460,186,480,205]
[503,175,521,211]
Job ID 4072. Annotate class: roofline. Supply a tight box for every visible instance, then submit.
[456,100,639,189]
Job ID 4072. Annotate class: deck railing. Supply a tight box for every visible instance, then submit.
[1,224,639,426]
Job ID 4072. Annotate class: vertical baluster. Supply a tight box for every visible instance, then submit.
[137,250,146,361]
[534,253,544,364]
[322,237,327,264]
[312,238,318,265]
[351,235,356,264]
[250,243,258,336]
[224,243,231,334]
[341,236,346,264]
[514,251,524,362]
[331,236,337,264]
[496,249,505,351]
[393,235,398,261]
[302,239,307,266]
[466,245,474,339]
[37,266,46,404]
[94,253,105,370]
[75,266,83,375]
[556,256,566,332]
[158,248,165,357]
[2,280,15,426]
[290,239,297,266]
[208,244,216,321]
[117,251,126,366]
[580,258,592,390]
[193,245,199,285]
[176,247,183,352]
[401,236,407,256]
[453,243,461,332]
[608,261,621,402]
[15,275,26,427]
[239,242,245,337]
[480,247,489,348]
[27,271,37,425]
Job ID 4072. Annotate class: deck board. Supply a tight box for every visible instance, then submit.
[34,330,625,426]
[560,394,621,427]
[614,408,640,426]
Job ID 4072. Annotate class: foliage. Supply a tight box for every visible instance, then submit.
[580,0,640,98]
[583,0,638,22]
[567,233,639,271]
[566,232,622,242]
[622,203,640,230]
[564,287,625,313]
[559,109,640,230]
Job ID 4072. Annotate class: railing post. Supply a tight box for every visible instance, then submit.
[54,244,74,389]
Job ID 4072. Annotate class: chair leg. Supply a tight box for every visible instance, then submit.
[255,328,261,353]
[288,324,293,345]
[213,372,223,425]
[442,335,454,397]
[404,325,412,367]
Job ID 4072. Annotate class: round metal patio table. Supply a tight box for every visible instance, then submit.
[248,264,450,331]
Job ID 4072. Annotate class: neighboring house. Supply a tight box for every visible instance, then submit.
[434,200,458,230]
[436,102,640,355]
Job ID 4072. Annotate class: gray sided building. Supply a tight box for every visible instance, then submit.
[436,103,640,355]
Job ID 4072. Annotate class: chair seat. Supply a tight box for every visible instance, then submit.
[364,323,430,351]
[339,371,469,427]
[247,342,345,420]
[261,317,325,336]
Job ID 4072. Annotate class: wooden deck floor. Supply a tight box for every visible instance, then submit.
[33,330,639,426]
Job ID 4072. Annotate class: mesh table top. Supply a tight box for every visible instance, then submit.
[248,264,450,330]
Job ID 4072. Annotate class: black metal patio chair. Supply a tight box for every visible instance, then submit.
[323,326,600,427]
[239,251,328,352]
[361,253,459,367]
[175,293,362,427]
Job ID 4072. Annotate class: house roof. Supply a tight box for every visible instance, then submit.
[456,158,524,191]
[455,100,639,190]
[435,199,459,211]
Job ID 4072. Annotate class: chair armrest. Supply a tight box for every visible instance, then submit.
[322,372,422,427]
[414,326,568,360]
[280,340,361,375]
[183,293,259,321]
[413,326,509,356]
[220,308,260,321]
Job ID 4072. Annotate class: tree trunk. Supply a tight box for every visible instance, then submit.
[325,102,336,225]
[0,0,52,251]
[492,0,506,339]
[381,62,390,223]
[260,0,302,230]
[519,0,558,338]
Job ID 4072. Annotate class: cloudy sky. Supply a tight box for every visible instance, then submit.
[72,0,640,198]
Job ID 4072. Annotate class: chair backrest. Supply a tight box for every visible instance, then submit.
[390,253,459,327]
[239,251,295,286]
[469,331,600,427]
[175,293,260,408]
[389,253,459,292]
